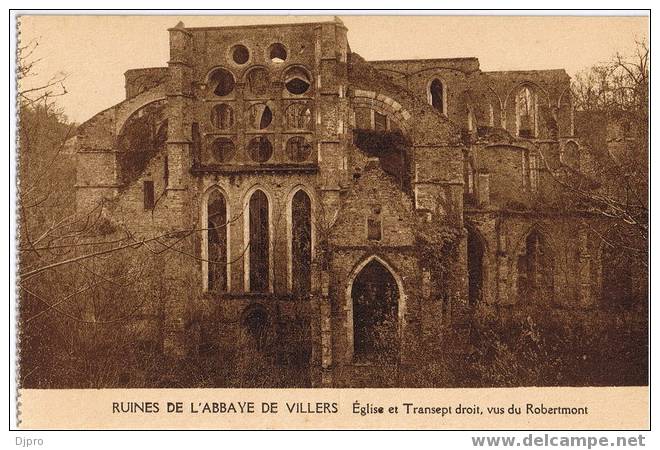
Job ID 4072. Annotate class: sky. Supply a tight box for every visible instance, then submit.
[18,14,649,124]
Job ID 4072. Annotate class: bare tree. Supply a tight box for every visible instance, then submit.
[540,40,648,265]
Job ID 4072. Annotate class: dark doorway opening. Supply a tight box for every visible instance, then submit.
[352,259,399,362]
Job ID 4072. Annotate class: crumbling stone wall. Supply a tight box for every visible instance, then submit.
[72,18,641,387]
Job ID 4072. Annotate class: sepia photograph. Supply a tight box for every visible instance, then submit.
[12,11,649,430]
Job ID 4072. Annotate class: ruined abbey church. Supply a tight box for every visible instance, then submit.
[73,18,644,386]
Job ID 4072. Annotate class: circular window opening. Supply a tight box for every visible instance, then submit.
[231,45,250,65]
[211,137,236,163]
[209,68,235,97]
[210,104,235,129]
[248,136,273,163]
[284,67,311,95]
[286,136,312,162]
[268,43,287,63]
[248,103,273,129]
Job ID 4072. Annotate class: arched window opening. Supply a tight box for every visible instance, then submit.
[291,190,312,296]
[352,260,399,362]
[429,78,445,114]
[284,67,311,95]
[517,230,554,304]
[249,190,270,292]
[467,227,485,305]
[467,106,475,131]
[516,87,537,138]
[285,103,312,129]
[116,101,167,185]
[268,43,287,63]
[210,104,234,129]
[209,68,235,97]
[207,190,228,292]
[366,205,382,241]
[248,103,273,129]
[247,68,270,96]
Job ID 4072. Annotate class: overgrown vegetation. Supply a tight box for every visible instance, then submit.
[362,308,648,388]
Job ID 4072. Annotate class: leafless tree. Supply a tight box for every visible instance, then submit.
[540,40,648,265]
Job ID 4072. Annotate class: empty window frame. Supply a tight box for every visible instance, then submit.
[209,68,235,97]
[428,78,446,114]
[207,190,228,291]
[268,43,287,63]
[210,104,235,129]
[367,206,382,241]
[284,67,311,95]
[248,190,270,292]
[516,87,537,138]
[247,103,273,129]
[290,190,312,296]
[285,103,312,129]
[246,68,270,96]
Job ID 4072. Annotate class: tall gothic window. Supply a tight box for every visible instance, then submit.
[249,190,270,292]
[516,87,537,138]
[207,190,228,291]
[429,78,445,114]
[291,190,312,296]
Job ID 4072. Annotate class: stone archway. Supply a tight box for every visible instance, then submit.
[349,258,401,363]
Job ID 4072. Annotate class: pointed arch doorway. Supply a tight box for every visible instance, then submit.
[347,256,405,363]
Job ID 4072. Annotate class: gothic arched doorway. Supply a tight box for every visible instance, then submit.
[351,259,399,362]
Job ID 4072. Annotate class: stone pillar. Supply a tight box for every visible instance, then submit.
[162,22,194,358]
[316,19,350,218]
[166,21,193,193]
